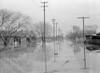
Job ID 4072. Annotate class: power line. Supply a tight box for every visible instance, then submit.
[31,0,41,8]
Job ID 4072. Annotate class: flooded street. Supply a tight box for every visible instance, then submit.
[1,0,100,73]
[73,42,100,73]
[31,40,100,73]
[0,40,100,73]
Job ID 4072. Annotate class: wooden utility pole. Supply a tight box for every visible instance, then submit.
[56,22,58,41]
[58,28,60,41]
[55,22,58,55]
[52,19,56,62]
[41,1,48,73]
[77,17,89,69]
[58,28,61,50]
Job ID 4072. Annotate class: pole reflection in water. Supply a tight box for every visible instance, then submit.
[70,41,90,69]
[34,44,54,62]
[69,42,82,54]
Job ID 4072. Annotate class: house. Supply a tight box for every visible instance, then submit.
[0,30,37,48]
[85,33,100,51]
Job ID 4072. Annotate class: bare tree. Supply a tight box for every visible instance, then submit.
[66,25,98,42]
[0,9,31,48]
[33,22,52,38]
[84,25,97,35]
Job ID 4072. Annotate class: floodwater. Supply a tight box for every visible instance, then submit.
[70,41,100,73]
[0,40,100,73]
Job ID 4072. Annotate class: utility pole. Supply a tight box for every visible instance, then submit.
[58,28,60,42]
[52,19,55,38]
[41,1,48,73]
[56,22,58,41]
[77,17,89,69]
[55,22,58,55]
[58,28,60,50]
[52,19,56,62]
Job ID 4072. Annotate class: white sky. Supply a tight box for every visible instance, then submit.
[0,0,100,35]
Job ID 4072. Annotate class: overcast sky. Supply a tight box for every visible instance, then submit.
[0,0,100,35]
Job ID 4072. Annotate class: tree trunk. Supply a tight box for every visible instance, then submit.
[4,41,9,49]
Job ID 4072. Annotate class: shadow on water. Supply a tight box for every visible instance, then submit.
[69,40,100,53]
